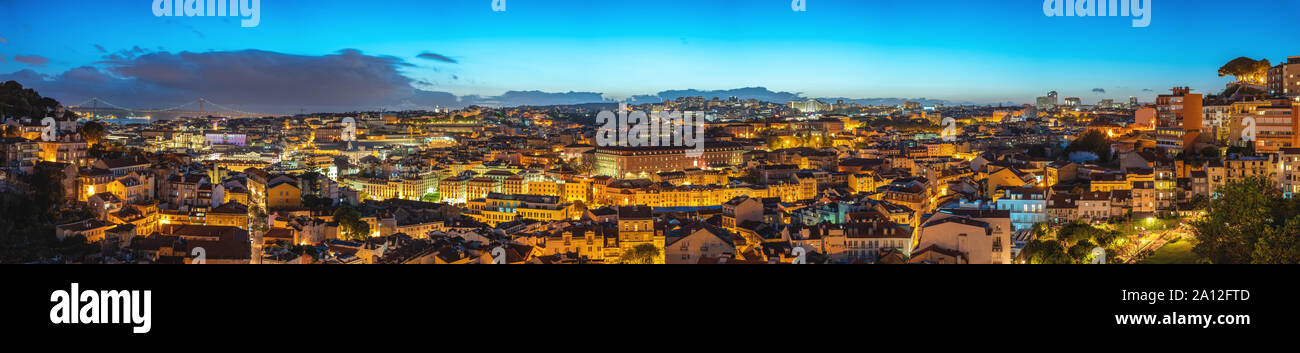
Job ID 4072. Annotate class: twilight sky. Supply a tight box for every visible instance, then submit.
[1,0,1298,114]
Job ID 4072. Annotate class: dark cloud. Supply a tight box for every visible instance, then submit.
[94,44,107,53]
[1142,88,1154,92]
[14,55,50,66]
[416,52,457,64]
[1,49,460,114]
[1092,88,1106,94]
[0,35,8,44]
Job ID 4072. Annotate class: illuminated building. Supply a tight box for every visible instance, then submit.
[1267,56,1300,98]
[267,180,302,209]
[721,196,763,231]
[38,134,89,167]
[788,99,828,113]
[1036,91,1058,111]
[1155,87,1203,150]
[342,171,442,201]
[916,209,1011,264]
[1089,173,1130,192]
[55,219,115,243]
[841,213,913,263]
[438,176,468,205]
[615,206,664,264]
[207,202,250,230]
[1230,103,1300,153]
[464,193,575,227]
[995,186,1046,231]
[594,143,744,179]
[1207,154,1276,196]
[1277,148,1300,196]
[666,226,737,264]
[541,225,615,262]
[467,177,499,201]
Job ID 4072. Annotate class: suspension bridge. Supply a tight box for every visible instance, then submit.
[65,97,278,119]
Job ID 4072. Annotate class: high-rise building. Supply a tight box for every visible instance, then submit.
[1268,56,1300,99]
[1065,97,1082,107]
[1036,95,1057,111]
[1155,87,1203,150]
[1129,96,1139,108]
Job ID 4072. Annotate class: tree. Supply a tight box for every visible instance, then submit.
[248,205,269,236]
[1252,218,1300,264]
[1057,221,1105,247]
[622,244,660,264]
[1192,177,1282,264]
[1065,130,1112,163]
[1068,239,1099,263]
[0,192,56,263]
[333,205,371,241]
[1031,223,1055,241]
[1199,146,1221,160]
[31,165,66,216]
[1023,240,1071,264]
[77,121,107,146]
[1189,194,1210,211]
[1095,230,1126,250]
[1217,57,1271,84]
[299,171,323,193]
[301,195,335,210]
[0,80,65,119]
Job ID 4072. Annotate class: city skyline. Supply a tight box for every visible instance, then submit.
[1,0,1299,114]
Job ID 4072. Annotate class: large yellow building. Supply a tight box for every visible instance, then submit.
[267,181,302,210]
[615,206,664,264]
[594,144,746,179]
[343,171,442,202]
[465,193,576,227]
[207,202,250,230]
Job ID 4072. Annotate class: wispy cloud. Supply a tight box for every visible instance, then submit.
[14,54,50,66]
[416,52,457,64]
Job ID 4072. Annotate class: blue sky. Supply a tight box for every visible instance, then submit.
[1,0,1298,112]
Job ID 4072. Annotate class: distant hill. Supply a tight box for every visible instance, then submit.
[623,87,966,107]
